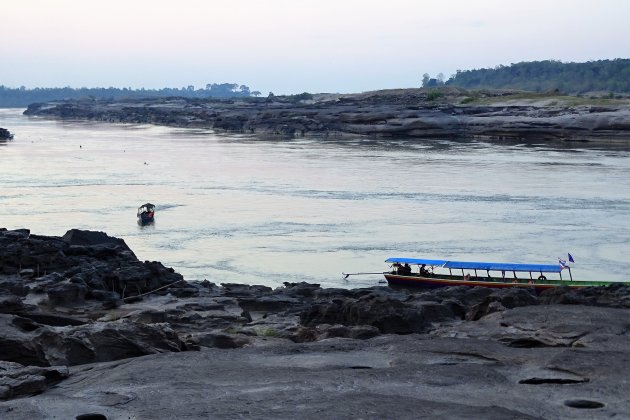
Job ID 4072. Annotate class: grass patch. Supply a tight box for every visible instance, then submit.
[259,328,278,337]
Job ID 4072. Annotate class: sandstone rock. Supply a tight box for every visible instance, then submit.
[539,283,630,308]
[0,313,187,367]
[0,296,28,314]
[35,320,187,366]
[0,314,48,366]
[23,92,630,141]
[0,361,68,400]
[46,281,88,305]
[61,229,132,253]
[0,128,14,140]
[465,288,539,321]
[301,292,456,334]
[315,324,380,340]
[0,276,30,297]
[190,332,251,349]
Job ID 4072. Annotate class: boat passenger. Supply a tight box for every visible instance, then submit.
[420,264,429,277]
[403,263,412,275]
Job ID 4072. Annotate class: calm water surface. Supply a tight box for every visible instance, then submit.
[2,109,630,287]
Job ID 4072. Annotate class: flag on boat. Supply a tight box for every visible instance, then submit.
[568,253,575,263]
[558,257,568,269]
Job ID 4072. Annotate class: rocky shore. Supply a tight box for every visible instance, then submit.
[1,228,630,418]
[23,88,630,142]
[0,128,14,140]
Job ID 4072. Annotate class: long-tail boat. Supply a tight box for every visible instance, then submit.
[381,257,628,291]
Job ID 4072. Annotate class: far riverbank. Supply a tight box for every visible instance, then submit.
[23,88,630,143]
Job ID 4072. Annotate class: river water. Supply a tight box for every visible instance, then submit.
[1,108,629,287]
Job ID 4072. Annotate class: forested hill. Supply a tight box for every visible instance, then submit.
[0,83,260,108]
[445,59,630,93]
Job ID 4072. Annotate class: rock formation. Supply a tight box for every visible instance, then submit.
[0,128,13,140]
[1,228,629,418]
[23,89,630,142]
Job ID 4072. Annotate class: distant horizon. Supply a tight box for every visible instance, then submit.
[3,57,628,95]
[3,0,629,95]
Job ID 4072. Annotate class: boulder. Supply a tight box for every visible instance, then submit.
[61,229,133,253]
[46,281,88,305]
[0,361,68,400]
[0,128,14,140]
[539,283,630,308]
[301,292,456,334]
[190,332,251,349]
[0,314,48,366]
[0,313,187,367]
[465,288,539,321]
[35,320,188,366]
[0,296,28,314]
[0,277,29,297]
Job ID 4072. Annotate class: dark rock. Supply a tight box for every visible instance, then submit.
[168,286,199,298]
[301,292,456,334]
[0,315,48,366]
[316,324,380,340]
[191,332,251,349]
[465,288,538,321]
[127,309,168,324]
[221,283,273,297]
[23,91,630,142]
[282,282,322,297]
[0,277,29,297]
[18,313,86,327]
[0,296,27,314]
[61,229,132,253]
[2,229,29,239]
[238,295,302,312]
[88,289,121,303]
[35,321,187,366]
[539,283,630,308]
[0,128,14,140]
[30,272,65,294]
[46,281,88,305]
[0,361,69,400]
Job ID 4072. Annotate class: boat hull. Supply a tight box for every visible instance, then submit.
[384,274,612,291]
[138,213,154,225]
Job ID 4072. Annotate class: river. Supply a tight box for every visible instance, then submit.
[2,108,630,287]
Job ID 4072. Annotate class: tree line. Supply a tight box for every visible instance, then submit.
[0,83,261,107]
[422,59,630,93]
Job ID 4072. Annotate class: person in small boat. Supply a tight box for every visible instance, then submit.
[403,263,412,275]
[393,263,402,274]
[419,264,429,276]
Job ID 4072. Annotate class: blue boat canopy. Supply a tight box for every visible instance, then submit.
[385,258,448,266]
[385,257,563,273]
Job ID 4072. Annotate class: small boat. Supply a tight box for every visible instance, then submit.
[137,203,155,225]
[381,257,628,291]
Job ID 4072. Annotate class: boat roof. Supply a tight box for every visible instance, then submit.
[138,203,155,208]
[385,257,564,273]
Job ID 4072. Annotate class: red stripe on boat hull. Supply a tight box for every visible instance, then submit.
[384,274,581,291]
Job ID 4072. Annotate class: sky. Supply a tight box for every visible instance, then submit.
[1,0,629,94]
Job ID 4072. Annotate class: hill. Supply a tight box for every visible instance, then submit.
[445,59,630,94]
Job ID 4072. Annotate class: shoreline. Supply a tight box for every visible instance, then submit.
[1,227,630,418]
[22,88,630,144]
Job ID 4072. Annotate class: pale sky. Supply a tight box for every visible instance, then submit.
[1,0,629,94]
